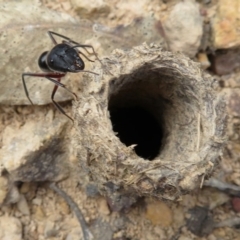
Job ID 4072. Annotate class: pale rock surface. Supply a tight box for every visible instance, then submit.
[0,116,69,182]
[5,184,21,205]
[145,200,173,226]
[212,0,240,49]
[98,197,110,215]
[71,0,110,18]
[0,176,9,205]
[163,0,203,57]
[0,216,22,240]
[17,194,30,215]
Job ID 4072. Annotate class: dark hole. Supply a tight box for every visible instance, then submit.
[109,106,163,160]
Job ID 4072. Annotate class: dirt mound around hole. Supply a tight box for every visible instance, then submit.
[73,43,226,208]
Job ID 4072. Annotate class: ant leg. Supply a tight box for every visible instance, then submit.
[48,32,101,62]
[51,81,74,122]
[47,32,112,75]
[74,49,95,63]
[70,44,101,63]
[22,73,78,103]
[22,73,34,105]
[71,44,113,76]
[22,72,63,104]
[47,31,58,45]
[46,77,78,100]
[47,32,101,63]
[70,69,99,75]
[48,31,80,46]
[79,51,94,62]
[62,40,97,61]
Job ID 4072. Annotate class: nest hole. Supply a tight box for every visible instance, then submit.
[109,106,163,160]
[107,69,173,160]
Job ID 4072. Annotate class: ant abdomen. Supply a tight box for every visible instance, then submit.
[38,51,51,72]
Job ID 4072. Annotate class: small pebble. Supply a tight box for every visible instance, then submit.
[208,191,229,210]
[209,49,240,75]
[17,194,30,215]
[213,227,226,238]
[178,237,192,240]
[65,228,82,240]
[85,184,99,197]
[20,182,31,194]
[48,212,63,222]
[98,197,110,215]
[32,197,42,206]
[186,206,214,237]
[34,206,46,220]
[58,198,70,215]
[145,200,172,226]
[197,52,210,69]
[163,0,203,57]
[0,175,9,204]
[232,197,240,212]
[44,221,57,238]
[6,185,20,204]
[61,1,72,11]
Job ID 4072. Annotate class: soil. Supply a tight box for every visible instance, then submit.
[1,0,240,240]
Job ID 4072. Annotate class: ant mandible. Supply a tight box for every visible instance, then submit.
[22,31,101,122]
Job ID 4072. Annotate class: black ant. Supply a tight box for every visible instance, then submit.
[22,31,101,122]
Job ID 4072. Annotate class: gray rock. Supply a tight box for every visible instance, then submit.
[5,185,20,205]
[0,179,21,206]
[85,184,99,197]
[89,218,113,240]
[186,206,214,237]
[208,49,240,75]
[0,116,69,182]
[163,0,203,57]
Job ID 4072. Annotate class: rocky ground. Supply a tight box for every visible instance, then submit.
[1,0,240,239]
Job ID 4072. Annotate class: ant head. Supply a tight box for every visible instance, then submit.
[47,44,85,73]
[38,51,52,72]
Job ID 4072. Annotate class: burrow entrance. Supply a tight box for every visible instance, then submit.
[107,69,173,160]
[109,106,163,160]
